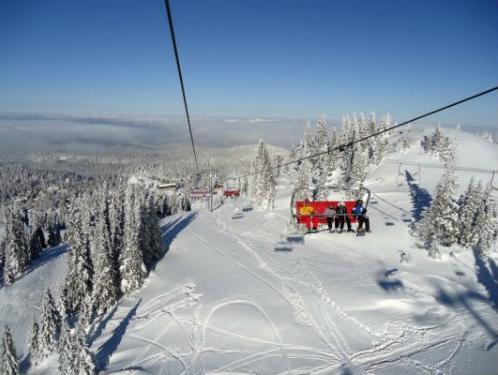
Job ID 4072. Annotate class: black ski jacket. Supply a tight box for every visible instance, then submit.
[336,206,348,216]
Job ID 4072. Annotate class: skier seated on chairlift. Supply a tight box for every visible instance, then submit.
[335,202,353,232]
[300,199,319,231]
[353,199,370,233]
[322,204,336,232]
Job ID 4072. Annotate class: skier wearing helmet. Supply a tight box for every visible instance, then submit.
[335,202,352,232]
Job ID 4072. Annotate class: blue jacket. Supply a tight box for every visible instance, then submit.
[353,205,365,217]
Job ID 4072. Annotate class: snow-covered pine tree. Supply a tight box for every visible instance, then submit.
[313,114,330,200]
[474,187,497,256]
[119,184,147,293]
[294,157,312,201]
[141,192,164,271]
[3,206,29,284]
[38,288,62,360]
[70,325,96,375]
[91,186,121,315]
[381,113,393,136]
[292,123,315,201]
[367,112,388,165]
[328,127,339,171]
[109,189,125,281]
[349,144,368,193]
[57,318,73,374]
[418,164,459,253]
[341,128,361,197]
[250,141,276,209]
[62,199,94,315]
[1,325,19,375]
[28,319,42,365]
[457,179,482,247]
[59,321,95,375]
[357,112,369,151]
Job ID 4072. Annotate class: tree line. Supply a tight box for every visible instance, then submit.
[0,178,192,374]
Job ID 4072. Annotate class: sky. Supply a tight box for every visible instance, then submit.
[0,0,497,148]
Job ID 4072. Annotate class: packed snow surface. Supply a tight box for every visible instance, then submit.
[1,129,497,374]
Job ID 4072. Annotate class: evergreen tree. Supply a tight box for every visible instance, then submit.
[328,127,339,171]
[295,158,312,201]
[341,129,359,196]
[109,191,124,282]
[28,319,42,365]
[57,318,72,374]
[250,141,276,209]
[59,322,96,375]
[313,114,330,200]
[38,289,62,359]
[3,206,29,284]
[418,165,459,253]
[120,184,147,293]
[141,193,164,271]
[91,187,121,315]
[474,187,497,256]
[1,325,19,375]
[457,179,482,247]
[70,325,96,375]
[62,199,94,315]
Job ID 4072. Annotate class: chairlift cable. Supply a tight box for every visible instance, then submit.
[163,0,199,173]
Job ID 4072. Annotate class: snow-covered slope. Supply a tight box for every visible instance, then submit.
[0,245,68,355]
[2,128,497,374]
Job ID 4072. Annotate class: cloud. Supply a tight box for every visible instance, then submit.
[0,111,325,153]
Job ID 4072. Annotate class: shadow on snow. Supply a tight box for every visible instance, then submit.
[433,249,498,350]
[405,170,432,222]
[160,212,198,252]
[1,244,69,288]
[472,248,498,310]
[88,304,120,346]
[377,268,404,293]
[96,299,141,371]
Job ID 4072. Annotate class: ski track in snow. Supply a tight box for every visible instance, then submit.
[202,200,475,375]
[95,202,483,375]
